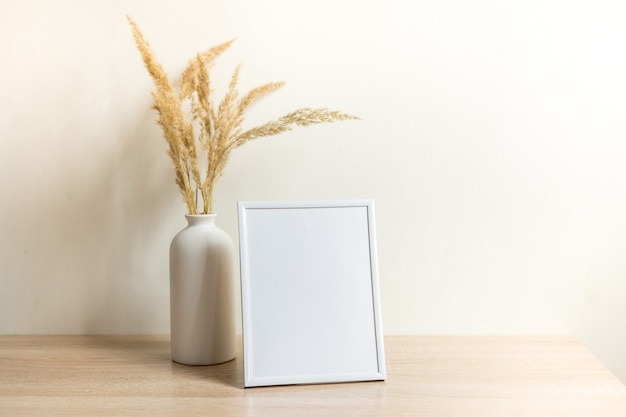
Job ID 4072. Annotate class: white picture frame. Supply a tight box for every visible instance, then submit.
[237,200,386,387]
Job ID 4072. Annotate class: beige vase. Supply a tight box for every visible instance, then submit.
[169,214,236,365]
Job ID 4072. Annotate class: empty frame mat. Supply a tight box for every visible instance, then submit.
[238,200,386,387]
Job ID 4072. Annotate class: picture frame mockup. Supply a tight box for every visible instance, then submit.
[237,200,386,387]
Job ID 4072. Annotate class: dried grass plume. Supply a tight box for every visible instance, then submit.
[127,15,359,214]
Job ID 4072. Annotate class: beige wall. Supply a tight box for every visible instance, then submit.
[1,0,625,382]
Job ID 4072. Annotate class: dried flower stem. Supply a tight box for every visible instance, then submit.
[128,16,359,214]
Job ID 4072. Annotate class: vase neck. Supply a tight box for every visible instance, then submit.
[185,214,217,226]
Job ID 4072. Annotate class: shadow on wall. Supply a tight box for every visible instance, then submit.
[77,107,181,334]
[577,249,626,384]
[4,104,182,334]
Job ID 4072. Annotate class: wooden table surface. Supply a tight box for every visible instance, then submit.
[1,335,625,416]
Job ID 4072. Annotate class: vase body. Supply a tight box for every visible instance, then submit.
[169,214,236,365]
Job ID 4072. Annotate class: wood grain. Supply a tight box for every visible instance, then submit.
[1,336,625,416]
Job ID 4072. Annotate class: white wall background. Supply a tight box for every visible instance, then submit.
[1,0,626,382]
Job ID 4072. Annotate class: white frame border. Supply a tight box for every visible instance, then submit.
[237,199,386,387]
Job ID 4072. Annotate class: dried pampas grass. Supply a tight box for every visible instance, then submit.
[127,16,359,214]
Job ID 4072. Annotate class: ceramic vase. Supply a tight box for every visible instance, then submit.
[169,214,236,365]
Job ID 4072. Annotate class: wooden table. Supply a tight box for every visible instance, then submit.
[1,336,625,416]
